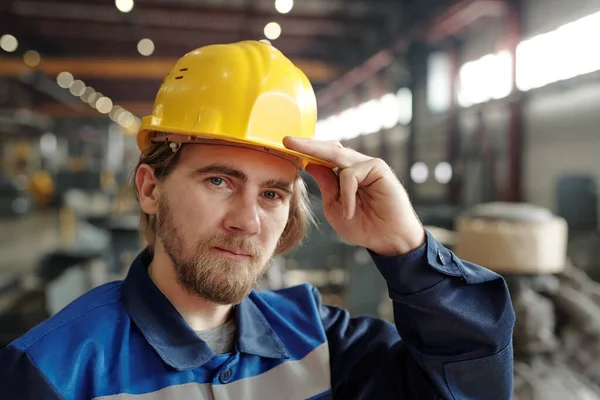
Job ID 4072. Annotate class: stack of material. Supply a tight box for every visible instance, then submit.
[454,202,600,399]
[508,264,600,399]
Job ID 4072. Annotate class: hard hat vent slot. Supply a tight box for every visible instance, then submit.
[179,68,188,71]
[175,76,184,80]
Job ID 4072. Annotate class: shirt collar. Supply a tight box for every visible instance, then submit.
[122,248,290,371]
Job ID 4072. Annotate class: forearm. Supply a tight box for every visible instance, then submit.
[371,230,515,399]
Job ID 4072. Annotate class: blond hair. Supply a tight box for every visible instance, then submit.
[130,142,315,255]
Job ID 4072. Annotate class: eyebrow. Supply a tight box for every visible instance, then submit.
[191,164,295,194]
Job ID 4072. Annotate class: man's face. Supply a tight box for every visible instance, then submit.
[155,144,297,305]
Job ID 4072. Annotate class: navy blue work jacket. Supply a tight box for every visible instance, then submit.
[0,231,515,399]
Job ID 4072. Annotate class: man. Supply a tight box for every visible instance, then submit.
[0,41,514,399]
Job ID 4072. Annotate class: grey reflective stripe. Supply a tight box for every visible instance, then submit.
[214,342,331,399]
[93,342,331,400]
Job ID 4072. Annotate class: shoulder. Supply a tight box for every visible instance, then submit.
[8,281,126,355]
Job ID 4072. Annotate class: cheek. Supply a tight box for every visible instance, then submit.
[260,207,290,245]
[163,185,224,235]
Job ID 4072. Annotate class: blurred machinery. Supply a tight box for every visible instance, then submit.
[455,202,600,399]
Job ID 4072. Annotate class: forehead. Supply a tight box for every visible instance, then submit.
[177,144,298,181]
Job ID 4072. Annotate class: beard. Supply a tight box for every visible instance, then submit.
[156,196,273,305]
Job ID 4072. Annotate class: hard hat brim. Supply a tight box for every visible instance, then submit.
[138,128,335,170]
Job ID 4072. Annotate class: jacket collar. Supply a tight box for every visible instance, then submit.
[122,248,290,371]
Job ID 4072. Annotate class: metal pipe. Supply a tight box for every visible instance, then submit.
[506,0,523,202]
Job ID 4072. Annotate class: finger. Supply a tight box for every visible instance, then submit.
[283,137,370,169]
[304,164,340,205]
[339,168,358,219]
[339,159,389,219]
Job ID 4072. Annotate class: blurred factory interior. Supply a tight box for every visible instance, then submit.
[1,0,600,397]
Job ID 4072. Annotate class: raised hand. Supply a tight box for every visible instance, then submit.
[284,137,426,256]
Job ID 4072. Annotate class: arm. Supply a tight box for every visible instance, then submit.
[282,138,514,399]
[0,346,63,400]
[320,231,515,400]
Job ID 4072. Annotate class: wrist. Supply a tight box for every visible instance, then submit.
[372,226,426,257]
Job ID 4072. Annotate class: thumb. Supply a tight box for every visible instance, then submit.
[305,164,339,205]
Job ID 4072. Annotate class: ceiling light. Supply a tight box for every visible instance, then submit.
[410,162,429,184]
[0,34,18,53]
[80,87,96,103]
[109,105,123,121]
[96,97,113,114]
[118,111,134,127]
[434,162,453,184]
[112,107,125,122]
[137,38,154,56]
[23,50,41,67]
[57,72,74,88]
[88,92,102,108]
[275,0,293,14]
[69,80,86,96]
[264,22,282,40]
[115,0,134,13]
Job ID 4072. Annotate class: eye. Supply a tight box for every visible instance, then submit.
[208,177,225,187]
[263,190,280,200]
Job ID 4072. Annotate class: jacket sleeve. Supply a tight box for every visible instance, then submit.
[318,230,515,400]
[0,346,63,399]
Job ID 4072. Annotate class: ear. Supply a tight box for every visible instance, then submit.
[136,164,159,215]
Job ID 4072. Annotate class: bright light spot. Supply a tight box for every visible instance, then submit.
[458,51,512,107]
[80,87,96,103]
[338,108,361,140]
[23,50,41,67]
[410,162,429,184]
[357,100,382,135]
[40,132,57,158]
[434,162,453,184]
[96,97,113,114]
[122,117,142,135]
[88,92,102,108]
[118,111,135,128]
[132,117,141,131]
[427,52,452,113]
[264,22,282,40]
[259,39,272,46]
[315,115,339,140]
[379,93,401,129]
[137,38,154,56]
[0,34,18,52]
[69,80,86,96]
[57,72,74,88]
[396,88,413,125]
[275,0,293,14]
[115,0,134,13]
[109,105,123,121]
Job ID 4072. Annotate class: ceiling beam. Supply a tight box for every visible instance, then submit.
[0,56,339,83]
[135,0,395,17]
[10,1,380,37]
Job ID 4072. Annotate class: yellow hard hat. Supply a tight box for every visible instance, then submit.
[137,40,332,169]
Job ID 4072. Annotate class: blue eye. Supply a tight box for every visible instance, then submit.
[263,191,279,200]
[209,177,224,186]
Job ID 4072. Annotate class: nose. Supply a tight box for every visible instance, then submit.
[223,193,261,236]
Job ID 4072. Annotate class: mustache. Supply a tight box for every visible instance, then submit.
[203,235,263,258]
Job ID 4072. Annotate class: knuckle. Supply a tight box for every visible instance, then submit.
[338,167,353,180]
[371,157,389,169]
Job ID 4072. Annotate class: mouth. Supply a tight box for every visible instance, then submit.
[213,247,253,260]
